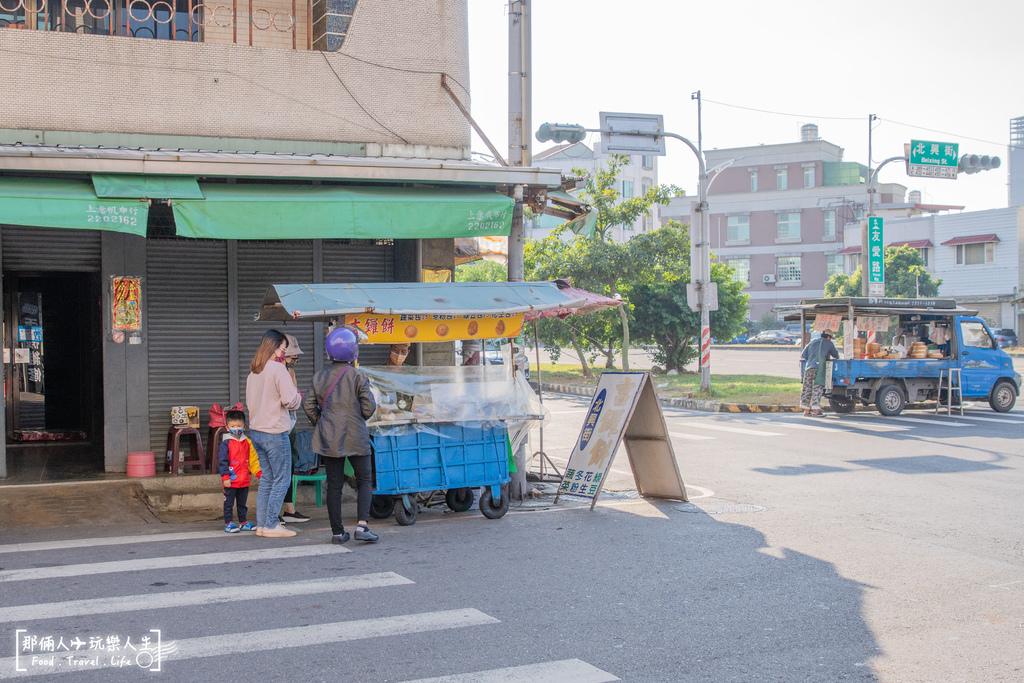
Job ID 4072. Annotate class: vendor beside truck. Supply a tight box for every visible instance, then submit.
[785,297,1021,416]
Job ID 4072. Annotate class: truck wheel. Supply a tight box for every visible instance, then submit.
[369,495,395,519]
[989,381,1017,413]
[445,487,475,512]
[828,396,855,413]
[876,384,906,416]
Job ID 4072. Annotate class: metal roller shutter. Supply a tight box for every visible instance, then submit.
[147,239,230,454]
[237,241,316,426]
[972,303,1003,329]
[323,239,396,366]
[2,226,101,272]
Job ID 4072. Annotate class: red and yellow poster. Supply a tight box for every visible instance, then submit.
[112,277,142,331]
[344,313,524,343]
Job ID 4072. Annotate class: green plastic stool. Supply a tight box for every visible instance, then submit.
[291,472,327,507]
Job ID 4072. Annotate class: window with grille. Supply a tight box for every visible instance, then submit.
[777,256,801,282]
[826,254,843,276]
[777,169,788,190]
[750,171,758,192]
[728,258,750,284]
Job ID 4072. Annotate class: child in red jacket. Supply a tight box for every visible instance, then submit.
[218,410,261,533]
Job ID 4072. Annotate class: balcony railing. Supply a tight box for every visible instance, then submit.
[0,0,308,49]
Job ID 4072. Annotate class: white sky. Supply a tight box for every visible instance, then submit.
[468,0,1024,211]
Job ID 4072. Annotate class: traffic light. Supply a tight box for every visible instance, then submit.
[958,153,1001,174]
[535,122,587,144]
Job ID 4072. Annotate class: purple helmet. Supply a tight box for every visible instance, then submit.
[325,326,359,362]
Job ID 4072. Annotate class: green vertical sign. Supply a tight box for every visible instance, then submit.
[868,217,884,285]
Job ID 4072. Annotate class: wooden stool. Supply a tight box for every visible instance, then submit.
[206,426,229,473]
[165,426,205,475]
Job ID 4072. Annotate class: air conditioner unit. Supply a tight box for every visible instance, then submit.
[763,274,776,284]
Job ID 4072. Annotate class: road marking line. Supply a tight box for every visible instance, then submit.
[401,658,620,683]
[0,545,344,583]
[0,573,411,624]
[666,432,716,441]
[548,410,589,414]
[757,421,854,433]
[826,419,909,432]
[678,423,783,437]
[0,609,499,678]
[876,416,966,427]
[953,414,1024,425]
[0,530,228,555]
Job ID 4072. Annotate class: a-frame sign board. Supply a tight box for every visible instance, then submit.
[554,372,687,509]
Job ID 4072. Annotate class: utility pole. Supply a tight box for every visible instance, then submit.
[507,0,530,500]
[692,90,711,392]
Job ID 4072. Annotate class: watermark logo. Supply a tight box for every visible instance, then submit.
[14,629,177,674]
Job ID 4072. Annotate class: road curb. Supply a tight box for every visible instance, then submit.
[540,382,801,413]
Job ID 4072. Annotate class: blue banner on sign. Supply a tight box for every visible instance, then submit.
[578,388,607,452]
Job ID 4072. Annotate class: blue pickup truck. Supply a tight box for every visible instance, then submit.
[789,297,1020,416]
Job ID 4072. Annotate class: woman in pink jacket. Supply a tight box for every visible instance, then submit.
[246,330,303,538]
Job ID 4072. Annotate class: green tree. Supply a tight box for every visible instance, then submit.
[524,155,681,374]
[454,259,507,283]
[576,154,679,241]
[825,245,941,298]
[628,221,748,372]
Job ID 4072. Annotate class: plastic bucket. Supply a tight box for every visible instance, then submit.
[127,451,156,478]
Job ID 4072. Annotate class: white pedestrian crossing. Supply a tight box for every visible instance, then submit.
[1,610,500,678]
[402,658,620,683]
[0,573,411,624]
[680,423,784,437]
[0,530,229,555]
[0,545,343,583]
[0,530,619,682]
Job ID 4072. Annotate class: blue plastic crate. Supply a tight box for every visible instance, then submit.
[372,423,510,495]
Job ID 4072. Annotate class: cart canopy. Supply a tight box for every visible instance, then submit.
[256,281,588,322]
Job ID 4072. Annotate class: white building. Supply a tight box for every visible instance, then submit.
[659,124,963,320]
[527,141,660,242]
[841,208,1023,330]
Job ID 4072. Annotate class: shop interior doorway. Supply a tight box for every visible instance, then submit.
[3,272,104,481]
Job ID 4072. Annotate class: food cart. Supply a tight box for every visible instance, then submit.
[255,281,586,524]
[783,297,1020,415]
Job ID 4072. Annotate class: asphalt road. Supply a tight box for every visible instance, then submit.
[2,395,1022,682]
[534,346,803,380]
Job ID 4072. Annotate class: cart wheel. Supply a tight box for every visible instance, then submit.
[394,495,419,526]
[828,395,855,414]
[876,384,906,416]
[445,487,475,513]
[479,484,510,520]
[370,495,395,519]
[989,381,1017,413]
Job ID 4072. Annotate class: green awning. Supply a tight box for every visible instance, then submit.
[92,173,204,199]
[0,177,149,236]
[171,183,514,240]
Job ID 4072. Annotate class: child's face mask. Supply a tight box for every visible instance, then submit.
[229,427,245,438]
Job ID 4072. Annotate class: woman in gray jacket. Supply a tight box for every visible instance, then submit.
[303,326,378,544]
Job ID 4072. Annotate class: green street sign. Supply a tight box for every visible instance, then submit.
[867,217,884,287]
[908,139,958,179]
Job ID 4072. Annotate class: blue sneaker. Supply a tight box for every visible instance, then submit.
[239,522,255,531]
[225,523,240,534]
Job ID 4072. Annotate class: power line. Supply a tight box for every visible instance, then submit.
[320,52,410,145]
[702,98,862,121]
[879,118,1022,150]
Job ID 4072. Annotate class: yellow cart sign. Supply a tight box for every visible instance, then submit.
[344,312,524,343]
